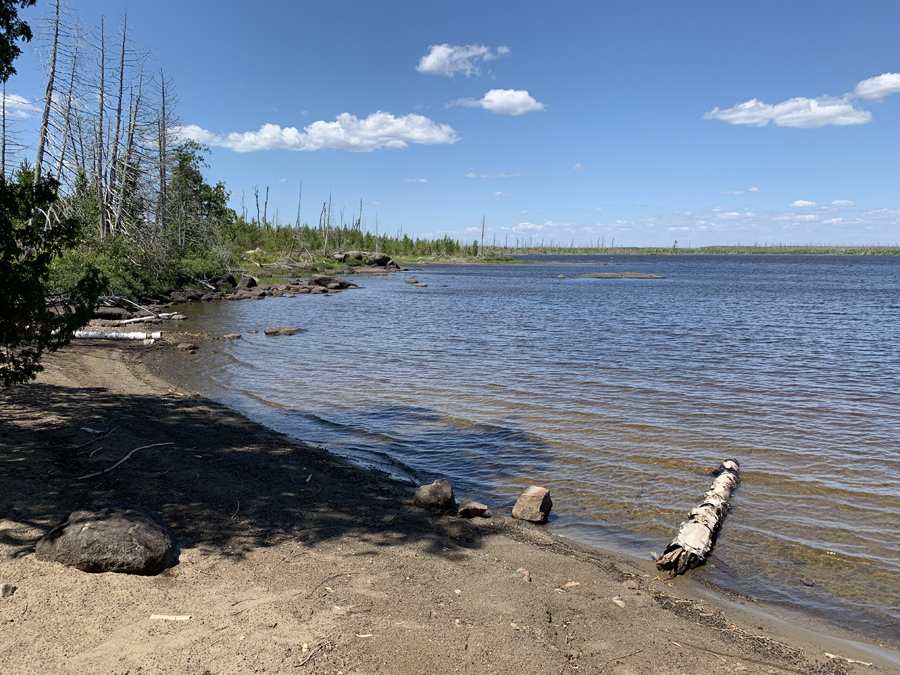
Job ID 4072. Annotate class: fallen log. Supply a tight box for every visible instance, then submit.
[74,331,162,340]
[118,314,176,325]
[656,459,740,576]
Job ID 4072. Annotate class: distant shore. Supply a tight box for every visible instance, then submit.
[1,337,897,673]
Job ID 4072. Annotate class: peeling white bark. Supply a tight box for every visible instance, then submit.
[74,331,161,340]
[656,459,740,576]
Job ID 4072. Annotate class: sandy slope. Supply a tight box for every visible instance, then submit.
[0,338,895,675]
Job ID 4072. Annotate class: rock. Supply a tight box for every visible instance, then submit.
[332,252,348,262]
[457,500,490,518]
[169,313,188,321]
[264,326,303,336]
[626,591,657,608]
[235,275,258,290]
[309,286,327,294]
[223,334,241,340]
[295,287,311,294]
[175,343,198,351]
[366,253,393,267]
[516,568,532,582]
[308,274,354,289]
[413,479,456,513]
[414,283,427,288]
[1,584,16,598]
[405,277,418,284]
[557,274,566,279]
[35,498,178,575]
[326,282,344,290]
[247,329,258,334]
[211,273,237,290]
[93,306,133,320]
[511,486,553,523]
[623,578,640,590]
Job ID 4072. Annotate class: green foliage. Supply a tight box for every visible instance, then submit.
[0,0,36,83]
[0,174,105,386]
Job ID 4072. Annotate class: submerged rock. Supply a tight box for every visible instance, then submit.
[413,479,456,513]
[457,500,490,518]
[35,498,178,575]
[264,326,303,336]
[512,486,553,523]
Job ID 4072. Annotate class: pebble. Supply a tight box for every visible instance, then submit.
[798,578,816,587]
[1,584,16,598]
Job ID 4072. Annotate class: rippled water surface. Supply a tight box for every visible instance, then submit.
[161,255,900,645]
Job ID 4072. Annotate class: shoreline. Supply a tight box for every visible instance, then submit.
[1,340,898,674]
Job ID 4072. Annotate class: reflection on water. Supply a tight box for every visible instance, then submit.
[159,255,900,646]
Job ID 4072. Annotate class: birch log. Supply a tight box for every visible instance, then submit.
[74,331,161,340]
[656,459,740,576]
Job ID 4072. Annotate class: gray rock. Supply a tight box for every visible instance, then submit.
[223,334,241,340]
[405,277,419,284]
[511,486,553,523]
[309,286,327,294]
[35,499,178,575]
[175,343,198,351]
[236,275,258,290]
[1,584,16,598]
[308,274,353,289]
[413,479,456,513]
[457,500,490,518]
[264,326,303,336]
[414,283,428,288]
[169,313,188,321]
[247,329,258,334]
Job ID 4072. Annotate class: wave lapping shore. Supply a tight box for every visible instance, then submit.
[0,340,896,674]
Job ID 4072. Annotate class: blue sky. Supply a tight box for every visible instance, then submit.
[10,0,900,246]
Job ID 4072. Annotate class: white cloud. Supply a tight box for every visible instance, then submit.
[1,92,37,118]
[745,212,756,217]
[492,191,509,197]
[450,89,546,115]
[278,178,287,182]
[794,214,819,222]
[721,190,746,195]
[466,171,522,178]
[300,110,310,116]
[416,44,510,78]
[748,187,760,192]
[822,218,843,224]
[405,178,428,183]
[854,73,900,100]
[719,212,742,219]
[668,226,690,232]
[790,200,817,207]
[520,210,528,214]
[176,111,458,153]
[572,163,583,170]
[831,199,854,206]
[704,95,870,128]
[371,201,381,205]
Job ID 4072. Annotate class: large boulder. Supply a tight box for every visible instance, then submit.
[235,276,258,290]
[365,253,393,267]
[35,499,178,575]
[264,326,303,336]
[413,479,456,513]
[307,274,355,289]
[458,500,490,518]
[511,486,553,523]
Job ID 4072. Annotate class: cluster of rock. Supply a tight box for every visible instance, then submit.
[412,479,553,523]
[226,274,359,301]
[331,251,400,270]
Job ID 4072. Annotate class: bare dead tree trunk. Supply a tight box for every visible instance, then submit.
[113,83,139,233]
[107,11,127,234]
[34,0,61,188]
[2,81,6,176]
[253,185,261,227]
[263,185,269,230]
[54,39,79,180]
[656,459,741,576]
[96,15,107,238]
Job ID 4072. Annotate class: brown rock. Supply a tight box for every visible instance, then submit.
[264,326,303,336]
[457,500,490,518]
[223,334,242,340]
[406,277,419,284]
[511,486,552,523]
[175,343,198,351]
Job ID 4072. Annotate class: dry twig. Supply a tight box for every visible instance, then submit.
[76,442,174,480]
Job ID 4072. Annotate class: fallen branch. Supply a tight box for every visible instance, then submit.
[74,330,161,340]
[118,314,176,325]
[76,442,174,480]
[656,459,740,576]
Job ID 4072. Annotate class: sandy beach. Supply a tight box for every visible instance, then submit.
[1,336,897,675]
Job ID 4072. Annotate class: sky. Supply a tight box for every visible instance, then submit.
[8,0,900,247]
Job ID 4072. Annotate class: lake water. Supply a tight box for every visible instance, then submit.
[160,255,900,647]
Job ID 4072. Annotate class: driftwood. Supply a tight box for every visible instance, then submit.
[76,442,174,480]
[656,459,740,576]
[74,330,161,340]
[118,314,175,325]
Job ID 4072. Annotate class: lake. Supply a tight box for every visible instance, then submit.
[159,254,900,647]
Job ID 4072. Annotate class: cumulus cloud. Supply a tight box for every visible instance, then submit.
[718,212,742,219]
[822,218,843,224]
[465,171,521,178]
[854,73,900,100]
[831,199,854,206]
[704,73,900,129]
[405,178,428,183]
[176,111,458,153]
[492,191,509,197]
[703,96,870,128]
[416,44,510,78]
[449,89,545,115]
[748,187,760,192]
[1,92,37,118]
[790,200,817,207]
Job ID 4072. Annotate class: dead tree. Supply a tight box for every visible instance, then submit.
[656,459,741,576]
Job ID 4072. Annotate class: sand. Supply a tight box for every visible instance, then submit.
[1,337,897,674]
